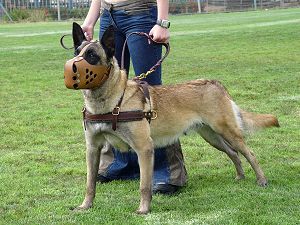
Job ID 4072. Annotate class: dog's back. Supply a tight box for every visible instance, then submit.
[149,79,278,146]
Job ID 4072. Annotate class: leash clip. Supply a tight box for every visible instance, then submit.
[136,69,155,80]
[137,73,147,80]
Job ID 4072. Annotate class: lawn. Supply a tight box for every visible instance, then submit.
[0,8,299,225]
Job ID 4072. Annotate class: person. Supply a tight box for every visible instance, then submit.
[81,0,187,194]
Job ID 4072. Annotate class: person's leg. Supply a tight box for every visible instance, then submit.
[123,6,187,192]
[99,9,130,73]
[98,7,187,193]
[98,9,140,181]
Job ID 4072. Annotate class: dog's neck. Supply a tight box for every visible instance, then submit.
[82,58,127,114]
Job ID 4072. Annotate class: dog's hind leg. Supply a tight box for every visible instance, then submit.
[216,125,267,187]
[197,125,245,180]
[230,137,267,187]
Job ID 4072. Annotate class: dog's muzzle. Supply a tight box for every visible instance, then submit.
[64,56,111,89]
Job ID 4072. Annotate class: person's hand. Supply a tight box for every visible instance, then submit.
[81,24,94,41]
[149,25,170,43]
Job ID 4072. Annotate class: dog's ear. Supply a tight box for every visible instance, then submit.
[101,25,115,59]
[72,22,86,50]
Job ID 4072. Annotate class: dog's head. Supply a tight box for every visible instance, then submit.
[64,22,115,89]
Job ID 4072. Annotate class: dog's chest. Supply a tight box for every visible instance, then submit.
[104,133,130,152]
[87,122,130,152]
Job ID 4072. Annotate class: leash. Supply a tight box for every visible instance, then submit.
[60,32,170,80]
[121,32,170,80]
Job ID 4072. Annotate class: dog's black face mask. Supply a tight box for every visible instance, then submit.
[84,48,100,65]
[63,23,115,89]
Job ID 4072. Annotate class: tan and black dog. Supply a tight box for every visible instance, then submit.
[66,22,279,214]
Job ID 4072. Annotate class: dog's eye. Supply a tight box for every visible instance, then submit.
[85,49,100,65]
[87,50,95,58]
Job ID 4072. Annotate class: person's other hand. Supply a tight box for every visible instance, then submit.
[149,25,170,43]
[81,24,94,41]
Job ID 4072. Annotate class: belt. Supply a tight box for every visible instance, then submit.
[101,0,156,13]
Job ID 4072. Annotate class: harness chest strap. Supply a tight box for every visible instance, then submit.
[82,107,157,131]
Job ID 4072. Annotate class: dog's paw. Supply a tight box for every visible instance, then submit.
[235,174,245,181]
[136,208,150,215]
[257,178,268,187]
[70,204,92,212]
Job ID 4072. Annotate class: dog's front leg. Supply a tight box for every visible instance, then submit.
[75,134,103,211]
[132,137,154,214]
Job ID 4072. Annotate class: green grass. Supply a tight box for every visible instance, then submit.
[0,8,299,224]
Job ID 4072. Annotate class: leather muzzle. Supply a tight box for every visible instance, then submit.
[64,56,111,89]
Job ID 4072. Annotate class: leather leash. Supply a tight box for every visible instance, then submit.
[121,32,170,80]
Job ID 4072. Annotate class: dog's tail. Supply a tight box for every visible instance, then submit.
[240,109,280,134]
[230,100,279,134]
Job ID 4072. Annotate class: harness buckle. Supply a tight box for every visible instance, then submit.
[112,107,120,116]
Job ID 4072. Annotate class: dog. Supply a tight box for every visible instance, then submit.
[65,22,279,214]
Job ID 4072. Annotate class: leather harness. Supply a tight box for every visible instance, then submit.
[82,80,157,131]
